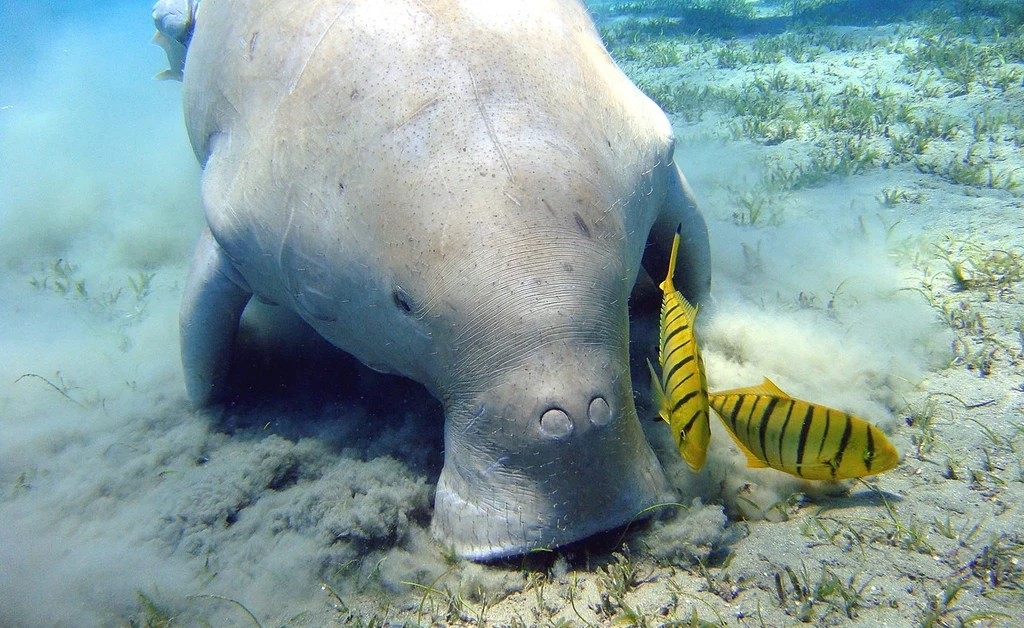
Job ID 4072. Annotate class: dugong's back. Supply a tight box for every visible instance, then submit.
[181,0,679,385]
[182,0,673,300]
[184,0,668,161]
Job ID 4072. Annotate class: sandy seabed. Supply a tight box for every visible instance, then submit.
[2,1,1023,626]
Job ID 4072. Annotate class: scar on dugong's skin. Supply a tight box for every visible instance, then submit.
[157,0,712,560]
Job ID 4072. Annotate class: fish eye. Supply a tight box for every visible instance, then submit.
[392,286,414,314]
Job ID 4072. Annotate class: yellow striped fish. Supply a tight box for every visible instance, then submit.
[708,378,899,480]
[647,224,711,472]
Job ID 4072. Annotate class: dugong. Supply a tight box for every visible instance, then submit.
[161,0,711,560]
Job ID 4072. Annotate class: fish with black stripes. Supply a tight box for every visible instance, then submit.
[647,224,712,472]
[708,378,899,480]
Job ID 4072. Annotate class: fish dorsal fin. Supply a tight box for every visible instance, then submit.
[659,223,682,294]
[677,294,699,324]
[710,377,793,400]
[711,409,768,468]
[647,358,669,422]
[759,377,791,398]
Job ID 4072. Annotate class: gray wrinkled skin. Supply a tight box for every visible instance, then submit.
[164,0,711,560]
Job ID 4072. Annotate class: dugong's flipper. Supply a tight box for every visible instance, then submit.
[180,227,252,405]
[151,0,199,80]
[643,164,712,305]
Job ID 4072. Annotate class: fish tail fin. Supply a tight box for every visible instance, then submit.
[659,223,682,294]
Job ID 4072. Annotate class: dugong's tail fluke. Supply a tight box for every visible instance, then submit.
[152,0,200,80]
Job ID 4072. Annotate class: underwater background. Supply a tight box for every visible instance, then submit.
[1,0,1022,625]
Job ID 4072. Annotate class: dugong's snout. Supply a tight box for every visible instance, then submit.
[431,342,672,561]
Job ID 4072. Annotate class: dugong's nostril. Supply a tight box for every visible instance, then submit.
[588,396,612,426]
[540,408,573,438]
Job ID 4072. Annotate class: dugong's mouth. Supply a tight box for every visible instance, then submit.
[430,390,671,561]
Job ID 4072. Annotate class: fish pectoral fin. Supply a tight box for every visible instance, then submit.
[711,408,768,468]
[710,377,793,400]
[647,358,669,422]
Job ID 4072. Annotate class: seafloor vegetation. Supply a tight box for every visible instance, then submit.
[9,1,1024,626]
[296,1,1024,625]
[605,0,1024,214]
[601,0,1024,385]
[114,1,1024,626]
